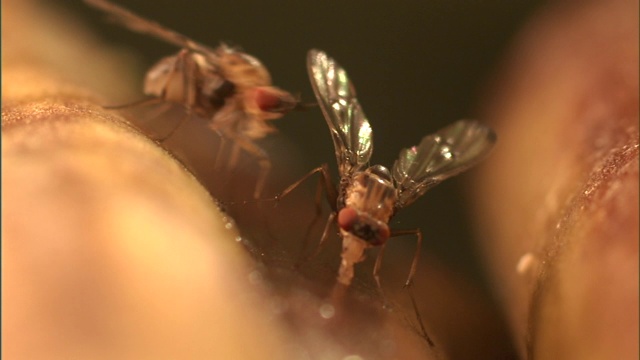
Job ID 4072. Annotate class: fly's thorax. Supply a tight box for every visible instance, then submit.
[217,50,272,89]
[338,166,396,246]
[143,51,229,117]
[343,165,396,223]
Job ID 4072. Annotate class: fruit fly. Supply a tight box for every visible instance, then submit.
[274,50,496,343]
[296,49,496,287]
[84,0,302,197]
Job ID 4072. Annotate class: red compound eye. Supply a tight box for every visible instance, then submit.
[372,223,390,246]
[254,88,283,112]
[338,207,358,231]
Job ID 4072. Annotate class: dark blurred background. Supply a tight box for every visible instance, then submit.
[61,0,545,356]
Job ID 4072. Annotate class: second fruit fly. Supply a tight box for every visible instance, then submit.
[84,0,303,198]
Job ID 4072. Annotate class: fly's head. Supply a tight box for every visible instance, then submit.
[242,87,300,121]
[339,165,397,246]
[338,206,390,246]
[215,48,302,121]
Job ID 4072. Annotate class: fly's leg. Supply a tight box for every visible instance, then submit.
[104,99,188,142]
[223,165,338,260]
[223,134,270,199]
[98,97,168,138]
[383,228,434,346]
[370,228,423,296]
[372,242,389,304]
[272,164,337,208]
[407,283,434,347]
[103,50,200,142]
[270,164,337,262]
[153,49,200,142]
[300,175,327,254]
[388,228,423,288]
[228,140,242,174]
[142,100,174,122]
[228,165,336,207]
[295,211,336,269]
[102,97,165,110]
[209,113,230,174]
[317,211,337,254]
[84,0,214,56]
[156,111,191,142]
[213,134,228,173]
[238,164,338,263]
[274,165,337,261]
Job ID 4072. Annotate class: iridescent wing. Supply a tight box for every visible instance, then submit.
[84,0,219,62]
[392,119,496,208]
[307,50,373,177]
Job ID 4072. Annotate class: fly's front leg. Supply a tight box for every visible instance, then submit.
[273,164,337,209]
[279,165,337,260]
[263,164,338,264]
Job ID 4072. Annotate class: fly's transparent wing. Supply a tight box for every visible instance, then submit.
[84,0,219,61]
[307,50,372,177]
[393,119,496,208]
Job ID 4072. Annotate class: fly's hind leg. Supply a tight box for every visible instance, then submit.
[387,228,423,288]
[377,228,434,346]
[372,228,422,295]
[152,49,201,142]
[101,97,165,110]
[155,111,192,142]
[144,49,199,143]
[114,98,188,143]
[102,49,201,142]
